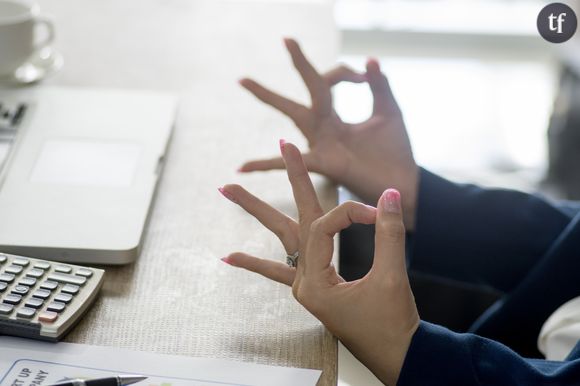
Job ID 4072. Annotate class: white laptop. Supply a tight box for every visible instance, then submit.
[0,86,177,265]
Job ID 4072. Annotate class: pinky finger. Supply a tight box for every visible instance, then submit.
[222,252,295,286]
[238,157,285,172]
[239,153,321,173]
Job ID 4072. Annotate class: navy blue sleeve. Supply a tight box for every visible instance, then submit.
[398,321,580,386]
[468,213,580,357]
[409,168,573,293]
[557,201,580,217]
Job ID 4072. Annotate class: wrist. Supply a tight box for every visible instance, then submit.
[374,317,420,386]
[340,317,420,386]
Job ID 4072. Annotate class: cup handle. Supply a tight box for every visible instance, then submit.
[33,16,55,50]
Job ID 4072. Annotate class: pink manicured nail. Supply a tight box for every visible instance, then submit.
[382,189,401,214]
[279,139,286,152]
[218,187,236,203]
[221,256,233,265]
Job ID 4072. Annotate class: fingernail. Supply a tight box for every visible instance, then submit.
[218,187,237,203]
[236,166,245,173]
[382,189,401,214]
[221,256,233,265]
[279,139,286,153]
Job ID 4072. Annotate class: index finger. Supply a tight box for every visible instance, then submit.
[323,65,367,86]
[305,201,376,274]
[280,140,323,225]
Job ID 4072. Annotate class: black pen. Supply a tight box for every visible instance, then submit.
[47,375,147,386]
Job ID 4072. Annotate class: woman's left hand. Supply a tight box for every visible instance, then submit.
[219,140,420,386]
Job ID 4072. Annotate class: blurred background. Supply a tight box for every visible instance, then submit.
[331,0,580,199]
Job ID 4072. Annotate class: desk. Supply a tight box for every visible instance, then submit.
[39,1,339,385]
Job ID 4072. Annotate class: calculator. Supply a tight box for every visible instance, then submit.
[0,252,104,341]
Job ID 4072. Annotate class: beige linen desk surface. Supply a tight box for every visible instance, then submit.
[37,1,339,385]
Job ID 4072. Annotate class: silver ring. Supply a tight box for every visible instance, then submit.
[286,251,299,268]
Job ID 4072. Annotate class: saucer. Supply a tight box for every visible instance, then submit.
[0,47,63,86]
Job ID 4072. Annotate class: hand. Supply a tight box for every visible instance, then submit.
[220,141,420,385]
[239,38,420,230]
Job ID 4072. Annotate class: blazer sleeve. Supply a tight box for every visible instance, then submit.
[408,168,574,293]
[467,213,580,357]
[557,201,580,217]
[397,321,580,386]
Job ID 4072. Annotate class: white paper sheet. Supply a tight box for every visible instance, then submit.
[0,337,321,386]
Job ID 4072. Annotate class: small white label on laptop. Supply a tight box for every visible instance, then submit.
[30,139,141,187]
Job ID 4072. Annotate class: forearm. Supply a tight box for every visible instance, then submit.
[409,168,573,292]
[467,214,580,356]
[398,321,580,386]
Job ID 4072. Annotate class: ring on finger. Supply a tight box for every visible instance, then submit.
[286,251,300,268]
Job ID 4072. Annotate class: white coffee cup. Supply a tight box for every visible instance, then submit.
[0,0,54,77]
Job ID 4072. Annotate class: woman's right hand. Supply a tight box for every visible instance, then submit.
[221,141,420,385]
[239,38,420,230]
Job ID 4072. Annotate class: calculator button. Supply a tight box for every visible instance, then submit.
[0,282,6,292]
[55,265,72,273]
[19,277,36,287]
[24,297,44,309]
[3,294,22,305]
[54,293,73,304]
[16,307,36,319]
[12,258,29,266]
[0,255,6,264]
[32,289,51,299]
[11,285,29,296]
[0,273,15,283]
[5,265,23,275]
[75,268,93,278]
[46,302,66,313]
[40,280,58,290]
[38,311,58,323]
[47,273,86,286]
[0,303,13,315]
[26,269,45,278]
[33,262,51,270]
[61,284,80,295]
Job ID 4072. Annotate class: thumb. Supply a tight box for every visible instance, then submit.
[365,58,399,117]
[372,189,407,275]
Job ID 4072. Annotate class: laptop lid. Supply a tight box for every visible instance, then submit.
[0,86,177,264]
